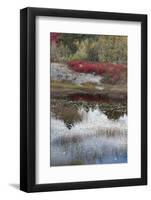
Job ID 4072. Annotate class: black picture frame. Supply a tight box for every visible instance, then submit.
[20,7,147,192]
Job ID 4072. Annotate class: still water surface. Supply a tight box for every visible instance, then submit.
[50,96,127,166]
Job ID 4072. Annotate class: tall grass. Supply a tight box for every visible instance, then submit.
[50,127,127,166]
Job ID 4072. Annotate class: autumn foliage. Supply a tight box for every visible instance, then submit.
[69,93,111,103]
[68,60,126,82]
[50,32,59,44]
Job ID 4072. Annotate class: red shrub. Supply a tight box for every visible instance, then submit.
[50,32,59,44]
[68,60,126,81]
[69,94,110,103]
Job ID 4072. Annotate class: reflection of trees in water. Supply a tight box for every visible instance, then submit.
[51,99,127,129]
[51,102,83,129]
[102,109,126,120]
[98,103,127,120]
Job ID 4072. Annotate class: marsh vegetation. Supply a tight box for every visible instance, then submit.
[50,33,127,166]
[50,97,127,166]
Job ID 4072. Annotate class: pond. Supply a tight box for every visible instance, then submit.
[50,94,127,166]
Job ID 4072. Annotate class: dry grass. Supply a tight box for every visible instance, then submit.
[51,80,96,90]
[53,127,127,146]
[51,79,127,100]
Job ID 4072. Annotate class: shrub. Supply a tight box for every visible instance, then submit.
[50,32,60,44]
[50,33,127,64]
[68,60,126,82]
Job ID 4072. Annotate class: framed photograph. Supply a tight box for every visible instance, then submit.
[20,7,147,192]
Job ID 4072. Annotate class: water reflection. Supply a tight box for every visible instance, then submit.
[50,96,127,166]
[51,98,127,129]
